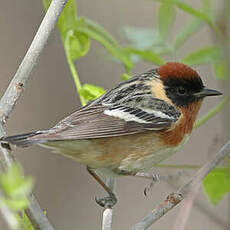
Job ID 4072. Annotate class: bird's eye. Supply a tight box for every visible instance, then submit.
[177,86,186,95]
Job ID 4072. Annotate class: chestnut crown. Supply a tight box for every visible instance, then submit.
[158,62,222,107]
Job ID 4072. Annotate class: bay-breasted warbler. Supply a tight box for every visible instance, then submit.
[1,62,222,207]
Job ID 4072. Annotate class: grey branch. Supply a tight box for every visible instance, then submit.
[102,177,115,230]
[134,170,229,229]
[0,0,69,229]
[166,170,229,230]
[132,140,230,230]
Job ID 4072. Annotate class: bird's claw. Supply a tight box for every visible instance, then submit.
[144,173,160,197]
[95,192,117,208]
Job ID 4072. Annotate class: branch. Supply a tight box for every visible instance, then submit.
[166,171,229,230]
[173,170,204,230]
[132,140,230,230]
[102,177,115,230]
[134,170,229,229]
[0,0,69,229]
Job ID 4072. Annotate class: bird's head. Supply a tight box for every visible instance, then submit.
[157,62,222,108]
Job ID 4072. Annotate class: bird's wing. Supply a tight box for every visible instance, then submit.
[38,93,181,140]
[2,71,181,146]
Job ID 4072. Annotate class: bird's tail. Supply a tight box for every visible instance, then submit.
[0,131,47,148]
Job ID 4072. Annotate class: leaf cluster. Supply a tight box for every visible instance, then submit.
[43,0,133,105]
[0,163,34,229]
[0,164,33,212]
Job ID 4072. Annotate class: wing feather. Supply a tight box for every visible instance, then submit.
[35,103,177,141]
[31,72,181,141]
[3,70,182,146]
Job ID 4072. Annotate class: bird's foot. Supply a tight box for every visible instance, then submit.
[115,170,161,196]
[95,191,117,208]
[143,173,160,196]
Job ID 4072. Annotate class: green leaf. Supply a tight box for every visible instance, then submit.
[57,0,78,38]
[173,1,208,21]
[122,26,174,56]
[172,0,213,50]
[65,30,90,61]
[77,18,133,72]
[0,164,33,199]
[1,198,30,212]
[182,46,222,66]
[79,84,106,102]
[121,73,131,81]
[153,0,217,32]
[44,1,132,74]
[81,18,118,48]
[203,168,230,204]
[162,0,211,23]
[122,27,158,49]
[44,0,90,62]
[125,48,165,66]
[158,1,176,40]
[213,62,229,80]
[173,18,203,49]
[0,164,33,212]
[43,0,78,41]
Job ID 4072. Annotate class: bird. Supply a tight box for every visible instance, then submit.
[0,62,222,208]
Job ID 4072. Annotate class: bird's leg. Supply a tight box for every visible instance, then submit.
[118,170,161,196]
[87,166,117,208]
[136,172,160,196]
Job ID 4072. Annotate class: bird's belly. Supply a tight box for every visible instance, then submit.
[116,146,179,173]
[40,132,189,174]
[112,133,189,173]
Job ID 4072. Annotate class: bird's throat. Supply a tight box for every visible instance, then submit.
[160,100,202,146]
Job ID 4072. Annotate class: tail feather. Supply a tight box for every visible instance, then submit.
[0,131,46,148]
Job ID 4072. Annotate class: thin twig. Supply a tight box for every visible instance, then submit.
[0,0,69,229]
[132,140,230,230]
[25,194,54,230]
[173,169,208,230]
[135,171,229,229]
[102,177,115,230]
[166,171,229,230]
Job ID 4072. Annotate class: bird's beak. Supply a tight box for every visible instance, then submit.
[194,87,222,98]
